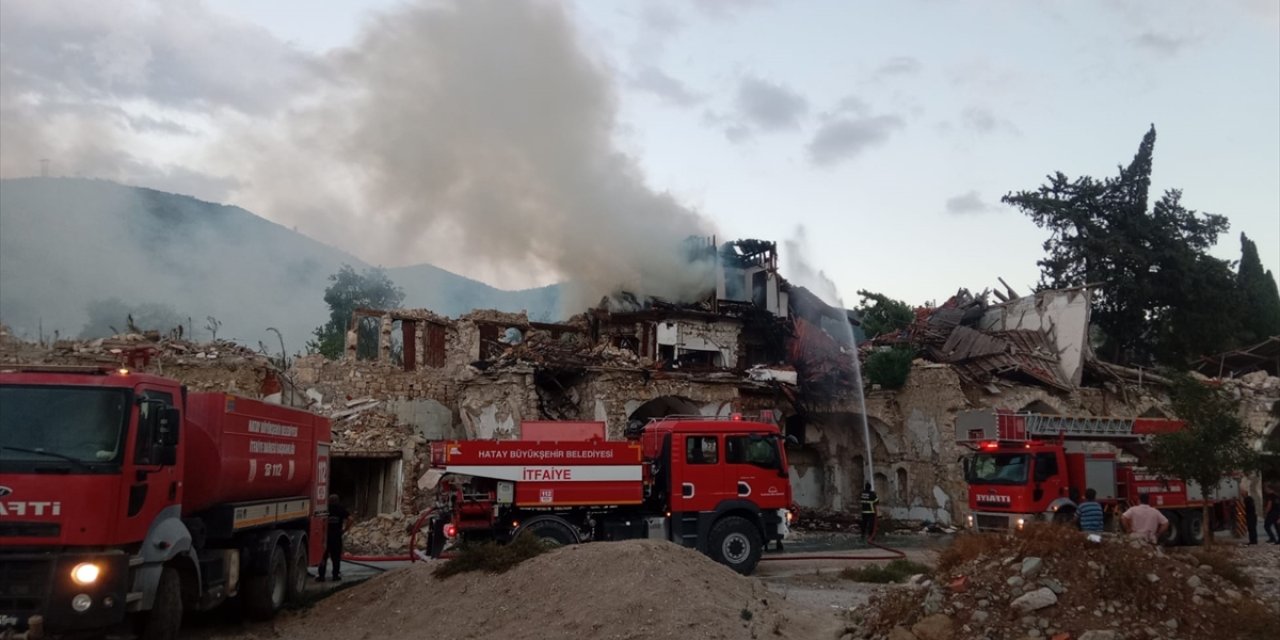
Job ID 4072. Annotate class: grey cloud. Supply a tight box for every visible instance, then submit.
[736,76,808,131]
[945,191,997,215]
[127,115,195,136]
[960,106,1019,135]
[631,66,703,107]
[0,1,310,115]
[640,4,682,33]
[723,124,751,143]
[691,0,769,19]
[1132,31,1195,55]
[807,115,903,166]
[876,56,921,77]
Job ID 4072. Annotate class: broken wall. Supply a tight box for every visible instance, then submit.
[978,288,1091,386]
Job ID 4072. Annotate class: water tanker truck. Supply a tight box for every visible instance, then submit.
[417,416,794,575]
[0,366,332,639]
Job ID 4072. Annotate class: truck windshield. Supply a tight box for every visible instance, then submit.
[0,385,130,467]
[966,452,1030,485]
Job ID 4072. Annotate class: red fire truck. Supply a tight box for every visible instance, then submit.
[956,409,1240,545]
[419,416,793,575]
[0,366,332,639]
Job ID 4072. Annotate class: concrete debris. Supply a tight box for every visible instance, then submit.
[862,527,1279,640]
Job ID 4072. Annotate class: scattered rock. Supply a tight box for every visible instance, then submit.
[887,626,918,640]
[1021,557,1043,578]
[1186,575,1202,588]
[1163,618,1178,630]
[910,614,954,640]
[1040,578,1064,594]
[1007,576,1025,588]
[1079,631,1119,640]
[1010,587,1058,613]
[1145,573,1159,583]
[971,611,989,623]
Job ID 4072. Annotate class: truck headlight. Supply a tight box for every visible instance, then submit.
[71,562,100,586]
[1016,518,1026,530]
[966,514,974,528]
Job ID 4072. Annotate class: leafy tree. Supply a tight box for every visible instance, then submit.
[79,299,184,339]
[856,290,914,339]
[1148,373,1260,545]
[1002,126,1241,366]
[309,265,405,359]
[863,346,914,389]
[1236,233,1280,343]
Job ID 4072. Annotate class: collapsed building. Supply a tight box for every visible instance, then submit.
[3,239,1278,553]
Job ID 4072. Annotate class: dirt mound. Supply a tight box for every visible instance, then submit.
[262,540,844,640]
[861,525,1279,640]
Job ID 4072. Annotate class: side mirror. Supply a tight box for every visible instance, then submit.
[158,407,181,447]
[157,443,178,466]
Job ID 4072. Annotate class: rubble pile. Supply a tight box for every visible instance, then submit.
[252,540,844,640]
[482,331,643,370]
[344,512,411,555]
[888,289,1073,392]
[861,526,1279,640]
[0,331,267,366]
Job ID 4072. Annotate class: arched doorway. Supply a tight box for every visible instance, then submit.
[625,396,706,436]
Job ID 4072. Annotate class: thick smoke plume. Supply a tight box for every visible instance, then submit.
[216,0,714,309]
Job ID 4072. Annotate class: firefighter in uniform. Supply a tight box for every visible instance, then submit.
[859,482,879,541]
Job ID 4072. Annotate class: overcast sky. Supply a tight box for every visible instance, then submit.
[1,0,1276,306]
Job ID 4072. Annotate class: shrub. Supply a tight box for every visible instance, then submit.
[840,559,933,583]
[432,535,552,579]
[864,347,914,389]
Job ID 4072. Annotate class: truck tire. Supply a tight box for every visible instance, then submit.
[1051,507,1076,526]
[285,541,309,604]
[244,544,288,620]
[709,516,762,575]
[1180,509,1205,546]
[1158,510,1181,546]
[137,567,183,640]
[517,515,579,548]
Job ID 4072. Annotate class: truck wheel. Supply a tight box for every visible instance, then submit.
[517,516,579,548]
[1158,510,1182,546]
[137,567,183,640]
[285,541,309,604]
[244,544,288,620]
[709,516,762,575]
[1052,508,1076,525]
[1180,509,1205,546]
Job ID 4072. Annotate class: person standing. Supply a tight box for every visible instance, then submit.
[1120,493,1169,544]
[318,493,351,582]
[1241,486,1258,545]
[1075,488,1105,533]
[859,482,879,542]
[1263,486,1280,545]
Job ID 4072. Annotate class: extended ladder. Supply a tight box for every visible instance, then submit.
[956,410,1183,444]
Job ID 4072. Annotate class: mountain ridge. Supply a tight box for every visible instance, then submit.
[0,178,561,347]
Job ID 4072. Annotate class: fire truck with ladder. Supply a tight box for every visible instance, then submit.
[414,416,793,575]
[956,409,1240,545]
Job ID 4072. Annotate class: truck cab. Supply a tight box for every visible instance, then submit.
[1,367,184,636]
[640,417,793,563]
[963,440,1075,531]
